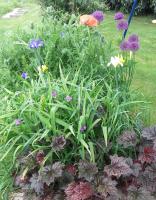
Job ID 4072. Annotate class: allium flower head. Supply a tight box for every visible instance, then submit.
[80,125,87,132]
[80,15,98,27]
[15,119,22,126]
[65,181,93,200]
[129,42,140,52]
[117,20,128,31]
[21,72,28,79]
[91,11,104,22]
[29,39,44,49]
[51,90,57,98]
[65,95,72,102]
[51,135,66,151]
[114,12,124,20]
[120,40,130,51]
[66,164,77,176]
[107,55,125,68]
[128,34,139,43]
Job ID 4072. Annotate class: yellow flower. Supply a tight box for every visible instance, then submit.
[38,65,48,73]
[107,55,125,68]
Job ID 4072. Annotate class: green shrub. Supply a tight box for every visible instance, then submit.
[38,0,107,13]
[108,0,156,15]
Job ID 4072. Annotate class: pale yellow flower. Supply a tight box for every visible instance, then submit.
[107,55,125,68]
[38,65,48,73]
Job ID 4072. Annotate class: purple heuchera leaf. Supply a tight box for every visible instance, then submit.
[97,176,118,198]
[138,146,156,164]
[117,130,137,148]
[78,160,98,182]
[127,186,155,200]
[51,135,66,151]
[39,162,64,186]
[104,155,133,178]
[114,12,124,20]
[142,126,156,140]
[65,181,93,200]
[30,173,44,195]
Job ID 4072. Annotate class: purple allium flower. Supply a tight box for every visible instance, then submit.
[129,42,140,52]
[29,39,44,49]
[65,95,72,102]
[91,11,104,22]
[128,34,139,43]
[51,91,57,98]
[15,119,22,126]
[21,72,28,79]
[114,12,124,20]
[80,125,87,132]
[117,20,128,31]
[120,40,130,51]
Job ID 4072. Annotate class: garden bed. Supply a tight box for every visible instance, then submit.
[0,6,156,200]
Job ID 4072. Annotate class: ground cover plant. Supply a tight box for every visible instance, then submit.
[0,4,156,200]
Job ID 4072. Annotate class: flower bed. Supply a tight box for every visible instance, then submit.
[1,10,154,200]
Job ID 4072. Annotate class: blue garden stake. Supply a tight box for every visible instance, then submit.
[123,0,138,39]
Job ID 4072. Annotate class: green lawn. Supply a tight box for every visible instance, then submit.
[0,1,156,125]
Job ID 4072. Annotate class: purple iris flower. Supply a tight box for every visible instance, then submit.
[128,34,139,43]
[65,96,72,102]
[52,91,57,98]
[15,119,22,126]
[117,20,128,31]
[80,125,87,132]
[129,42,140,52]
[21,72,28,79]
[91,11,104,22]
[120,40,130,51]
[114,12,124,20]
[29,39,44,49]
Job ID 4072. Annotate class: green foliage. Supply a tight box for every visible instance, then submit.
[108,0,156,15]
[38,0,107,13]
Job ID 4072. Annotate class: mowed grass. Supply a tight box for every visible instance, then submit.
[0,2,156,125]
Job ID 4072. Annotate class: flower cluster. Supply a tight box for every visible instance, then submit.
[80,10,104,27]
[120,34,140,52]
[114,12,128,31]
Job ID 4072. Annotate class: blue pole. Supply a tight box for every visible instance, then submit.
[123,0,138,39]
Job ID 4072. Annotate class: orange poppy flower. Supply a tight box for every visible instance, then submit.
[80,15,98,27]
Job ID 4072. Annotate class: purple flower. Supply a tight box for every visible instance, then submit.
[80,125,87,132]
[91,11,104,22]
[29,39,44,49]
[120,40,130,51]
[15,119,22,126]
[117,20,128,31]
[21,72,28,79]
[65,96,72,102]
[51,91,57,98]
[128,34,139,43]
[114,12,124,20]
[129,42,140,52]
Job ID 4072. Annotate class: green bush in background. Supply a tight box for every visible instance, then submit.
[108,0,156,15]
